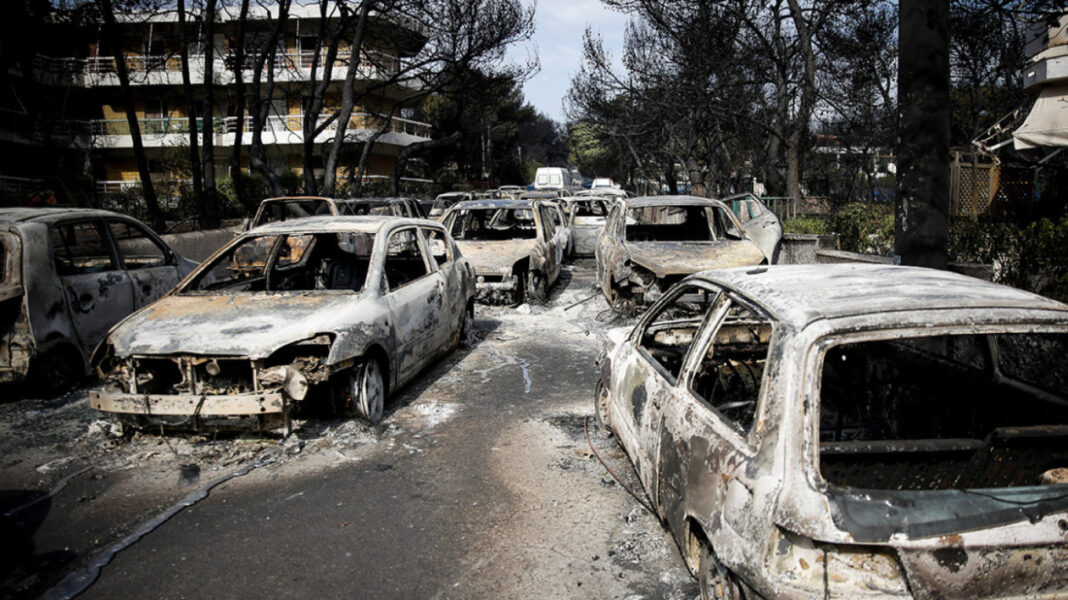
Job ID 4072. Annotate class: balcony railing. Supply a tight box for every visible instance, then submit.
[34,50,401,81]
[86,112,431,140]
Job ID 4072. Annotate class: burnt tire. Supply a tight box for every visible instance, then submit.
[29,347,82,396]
[459,303,475,347]
[526,270,548,303]
[594,379,612,434]
[343,359,385,424]
[698,543,747,600]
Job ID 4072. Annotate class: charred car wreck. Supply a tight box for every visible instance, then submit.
[595,196,777,310]
[0,208,195,391]
[91,216,475,430]
[442,198,570,304]
[597,264,1068,599]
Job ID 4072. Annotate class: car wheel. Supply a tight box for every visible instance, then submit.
[698,543,747,600]
[526,270,548,303]
[349,359,385,424]
[29,347,81,396]
[459,303,475,347]
[594,379,612,434]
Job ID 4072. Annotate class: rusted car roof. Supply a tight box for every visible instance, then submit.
[699,264,1068,326]
[248,215,439,235]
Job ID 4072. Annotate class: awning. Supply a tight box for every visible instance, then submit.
[1014,83,1068,149]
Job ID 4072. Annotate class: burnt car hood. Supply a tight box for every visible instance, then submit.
[108,294,357,359]
[626,241,765,278]
[456,240,537,275]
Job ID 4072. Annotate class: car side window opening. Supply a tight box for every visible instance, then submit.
[52,221,117,275]
[449,208,537,241]
[424,228,451,267]
[108,220,170,269]
[184,232,374,293]
[818,332,1068,491]
[637,285,720,383]
[689,299,773,433]
[711,206,744,240]
[384,228,430,290]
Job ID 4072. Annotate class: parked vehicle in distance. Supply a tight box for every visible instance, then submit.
[429,191,474,218]
[248,196,426,230]
[590,177,616,190]
[723,193,783,263]
[91,216,475,429]
[564,196,611,257]
[595,196,774,308]
[534,167,572,190]
[597,264,1068,599]
[0,208,196,392]
[441,198,569,304]
[496,185,524,199]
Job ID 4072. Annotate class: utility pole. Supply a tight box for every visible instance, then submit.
[895,0,950,269]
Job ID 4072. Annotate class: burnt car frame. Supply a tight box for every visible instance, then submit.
[247,196,426,230]
[596,264,1068,599]
[0,208,195,391]
[91,216,475,430]
[563,195,611,257]
[595,196,777,309]
[441,198,570,304]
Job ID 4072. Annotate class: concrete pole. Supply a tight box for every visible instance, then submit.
[896,0,950,269]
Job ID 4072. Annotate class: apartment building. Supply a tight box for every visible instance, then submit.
[23,3,433,201]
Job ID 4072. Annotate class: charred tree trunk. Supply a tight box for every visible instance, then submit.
[200,0,220,228]
[228,0,254,213]
[321,2,373,197]
[177,0,204,218]
[248,0,290,196]
[98,0,164,230]
[896,0,950,268]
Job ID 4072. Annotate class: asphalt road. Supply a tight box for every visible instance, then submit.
[1,260,698,600]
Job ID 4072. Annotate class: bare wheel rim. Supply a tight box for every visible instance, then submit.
[460,305,474,345]
[594,379,612,433]
[357,360,385,424]
[698,545,743,600]
[526,270,547,302]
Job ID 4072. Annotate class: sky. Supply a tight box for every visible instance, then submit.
[505,0,628,124]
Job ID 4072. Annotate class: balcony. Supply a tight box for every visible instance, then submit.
[83,111,432,149]
[33,50,408,88]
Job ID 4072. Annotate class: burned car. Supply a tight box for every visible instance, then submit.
[91,216,475,429]
[563,196,610,257]
[441,199,569,304]
[595,264,1068,599]
[723,193,783,264]
[595,196,777,308]
[247,196,425,230]
[0,208,195,391]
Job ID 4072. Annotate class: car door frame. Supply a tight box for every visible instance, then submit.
[379,224,446,385]
[657,288,777,564]
[106,216,184,309]
[49,217,136,356]
[609,280,723,493]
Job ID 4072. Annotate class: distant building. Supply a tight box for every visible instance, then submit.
[3,3,433,204]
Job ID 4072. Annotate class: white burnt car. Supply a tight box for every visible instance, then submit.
[92,216,475,429]
[441,198,570,303]
[595,196,778,309]
[596,264,1068,599]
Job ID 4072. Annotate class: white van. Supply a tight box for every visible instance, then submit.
[534,167,572,190]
